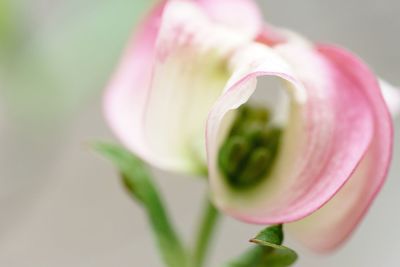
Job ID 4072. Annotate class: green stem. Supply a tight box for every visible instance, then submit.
[192,198,220,267]
[130,175,189,267]
[94,143,189,267]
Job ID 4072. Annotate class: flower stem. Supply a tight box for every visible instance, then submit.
[192,198,220,267]
[94,143,189,267]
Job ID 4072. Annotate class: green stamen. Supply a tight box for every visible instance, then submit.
[235,148,272,186]
[218,136,249,177]
[218,105,283,189]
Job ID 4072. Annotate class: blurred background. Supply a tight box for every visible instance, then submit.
[1,0,399,266]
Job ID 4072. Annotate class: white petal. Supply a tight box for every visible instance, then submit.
[380,79,400,117]
[142,1,250,173]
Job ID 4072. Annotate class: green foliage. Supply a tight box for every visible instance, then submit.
[94,143,189,267]
[94,143,298,267]
[225,225,298,267]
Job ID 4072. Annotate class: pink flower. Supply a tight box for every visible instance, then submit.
[104,0,400,252]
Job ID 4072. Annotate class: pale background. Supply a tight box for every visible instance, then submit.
[1,0,399,266]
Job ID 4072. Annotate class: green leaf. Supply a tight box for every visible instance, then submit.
[251,224,285,247]
[94,143,189,267]
[224,225,298,267]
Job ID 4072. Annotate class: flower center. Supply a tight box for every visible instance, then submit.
[218,105,282,189]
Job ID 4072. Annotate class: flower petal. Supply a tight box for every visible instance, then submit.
[196,0,262,37]
[380,79,400,117]
[104,1,165,162]
[105,0,252,174]
[287,45,394,252]
[207,41,376,236]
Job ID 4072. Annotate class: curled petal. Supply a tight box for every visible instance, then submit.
[287,45,394,252]
[207,41,377,242]
[379,79,400,116]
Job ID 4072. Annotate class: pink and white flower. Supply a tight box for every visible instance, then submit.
[104,0,400,252]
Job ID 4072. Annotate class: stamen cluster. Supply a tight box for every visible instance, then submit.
[218,105,282,189]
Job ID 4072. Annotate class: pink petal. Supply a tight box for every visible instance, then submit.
[207,41,378,239]
[196,0,263,37]
[255,24,288,46]
[105,1,252,173]
[104,1,166,160]
[287,45,393,252]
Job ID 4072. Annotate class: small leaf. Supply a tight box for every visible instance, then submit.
[224,225,298,267]
[251,224,284,247]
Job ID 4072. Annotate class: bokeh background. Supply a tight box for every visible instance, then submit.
[1,0,399,266]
